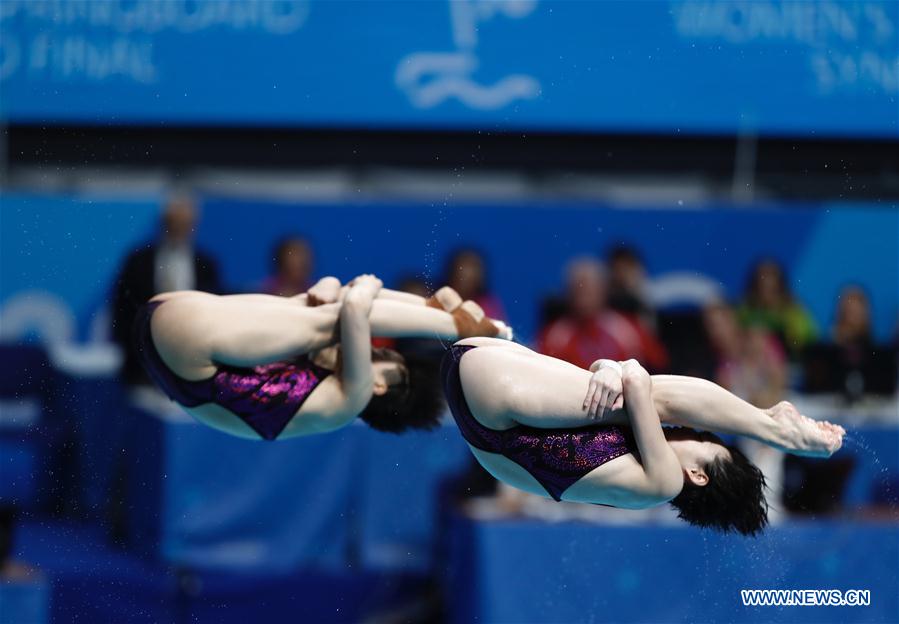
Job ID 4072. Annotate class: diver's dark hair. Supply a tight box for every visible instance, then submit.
[669,445,769,536]
[358,348,445,434]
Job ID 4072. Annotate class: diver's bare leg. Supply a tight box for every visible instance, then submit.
[151,295,341,377]
[649,375,843,457]
[369,298,510,341]
[367,300,458,340]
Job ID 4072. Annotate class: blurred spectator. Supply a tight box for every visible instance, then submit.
[737,259,817,358]
[443,248,506,320]
[396,274,431,299]
[261,236,314,297]
[704,301,787,407]
[606,244,654,323]
[606,244,668,369]
[802,285,896,400]
[832,285,873,350]
[111,193,221,386]
[537,258,668,371]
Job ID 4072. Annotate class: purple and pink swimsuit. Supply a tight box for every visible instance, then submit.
[442,344,636,501]
[133,300,331,441]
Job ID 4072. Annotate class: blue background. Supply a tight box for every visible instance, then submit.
[1,193,896,345]
[1,0,896,136]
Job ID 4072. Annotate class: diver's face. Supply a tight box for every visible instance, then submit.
[666,430,731,487]
[371,361,406,397]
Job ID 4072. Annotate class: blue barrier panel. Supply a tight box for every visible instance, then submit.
[0,574,50,624]
[12,520,174,623]
[13,519,431,623]
[125,404,362,573]
[1,1,896,136]
[357,425,470,571]
[841,426,899,506]
[0,440,38,507]
[57,373,127,519]
[447,515,899,623]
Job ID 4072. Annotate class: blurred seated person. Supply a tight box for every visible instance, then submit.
[804,285,896,398]
[111,193,221,386]
[537,258,668,371]
[704,301,787,409]
[397,275,431,299]
[833,285,873,353]
[443,248,506,320]
[261,236,314,297]
[607,244,655,323]
[737,259,817,359]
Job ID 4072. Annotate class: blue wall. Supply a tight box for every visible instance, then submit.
[1,193,896,344]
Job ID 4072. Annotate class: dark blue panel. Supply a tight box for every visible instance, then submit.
[357,426,470,571]
[447,516,899,623]
[125,405,362,572]
[0,576,50,624]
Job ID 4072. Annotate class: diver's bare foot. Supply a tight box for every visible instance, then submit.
[426,286,463,312]
[767,401,844,457]
[492,320,514,341]
[452,301,513,340]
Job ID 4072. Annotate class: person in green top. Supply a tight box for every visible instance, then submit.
[737,260,818,358]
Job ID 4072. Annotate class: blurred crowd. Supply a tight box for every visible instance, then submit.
[112,194,897,408]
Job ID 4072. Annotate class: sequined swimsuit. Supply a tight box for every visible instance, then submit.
[133,300,332,441]
[442,344,637,501]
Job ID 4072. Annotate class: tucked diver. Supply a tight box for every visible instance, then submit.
[133,275,510,441]
[442,338,844,535]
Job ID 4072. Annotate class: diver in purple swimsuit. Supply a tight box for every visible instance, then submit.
[132,275,509,441]
[135,299,334,440]
[442,338,844,536]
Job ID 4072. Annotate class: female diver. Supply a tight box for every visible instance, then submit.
[442,338,845,535]
[133,275,510,441]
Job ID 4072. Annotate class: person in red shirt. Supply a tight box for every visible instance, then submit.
[537,258,668,371]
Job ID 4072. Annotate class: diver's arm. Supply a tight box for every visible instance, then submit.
[620,361,683,497]
[583,359,625,419]
[335,275,381,411]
